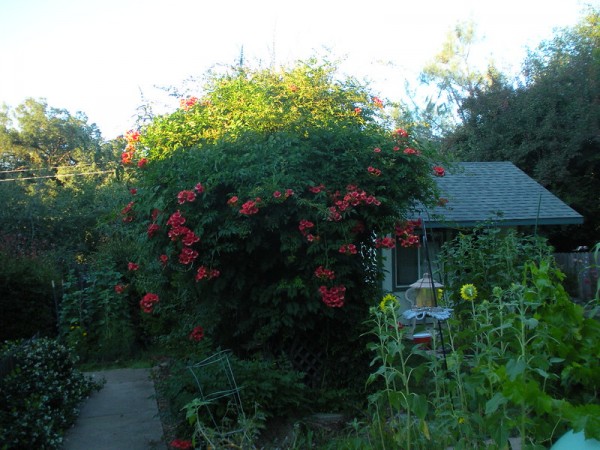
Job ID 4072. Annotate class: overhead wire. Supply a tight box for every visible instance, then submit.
[0,170,114,182]
[0,164,95,174]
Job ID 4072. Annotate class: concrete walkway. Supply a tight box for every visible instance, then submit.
[62,368,166,450]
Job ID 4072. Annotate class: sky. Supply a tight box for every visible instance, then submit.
[0,0,593,139]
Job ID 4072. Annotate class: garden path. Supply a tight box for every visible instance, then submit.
[62,368,166,450]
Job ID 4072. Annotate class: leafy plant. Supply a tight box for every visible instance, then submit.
[156,353,309,447]
[0,338,101,449]
[364,231,600,448]
[59,257,137,362]
[116,60,442,367]
[0,250,59,341]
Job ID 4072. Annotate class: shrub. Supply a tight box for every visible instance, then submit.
[59,255,138,362]
[0,251,59,341]
[156,353,309,445]
[0,338,101,449]
[116,60,442,369]
[365,230,600,448]
[436,226,553,317]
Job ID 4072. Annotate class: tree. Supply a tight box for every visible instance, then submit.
[419,20,497,133]
[442,9,600,249]
[0,98,123,259]
[117,61,442,372]
[0,98,106,169]
[0,99,128,339]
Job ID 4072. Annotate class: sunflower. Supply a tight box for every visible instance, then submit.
[379,294,399,312]
[460,284,478,301]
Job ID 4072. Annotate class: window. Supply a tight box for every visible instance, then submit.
[395,245,420,287]
[393,230,447,289]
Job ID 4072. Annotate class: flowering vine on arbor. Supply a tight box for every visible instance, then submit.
[114,61,443,349]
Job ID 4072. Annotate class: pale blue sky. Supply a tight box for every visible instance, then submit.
[0,0,592,138]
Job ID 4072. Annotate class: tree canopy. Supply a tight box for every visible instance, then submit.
[0,98,121,259]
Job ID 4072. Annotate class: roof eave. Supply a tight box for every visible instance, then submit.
[423,217,584,229]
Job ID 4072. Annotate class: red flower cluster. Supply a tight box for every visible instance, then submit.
[395,128,409,139]
[339,243,358,255]
[114,284,126,294]
[273,189,294,199]
[298,219,314,234]
[372,96,383,108]
[239,199,260,215]
[121,130,141,166]
[128,262,139,271]
[166,211,200,249]
[159,254,168,266]
[189,326,204,342]
[179,96,198,111]
[373,147,382,153]
[403,147,420,156]
[227,196,238,206]
[170,439,193,449]
[308,184,326,194]
[328,186,381,222]
[177,190,196,204]
[195,183,204,194]
[367,166,382,177]
[130,188,137,195]
[354,107,362,114]
[167,210,185,227]
[298,219,317,241]
[147,223,160,238]
[137,158,148,168]
[121,201,135,223]
[140,293,159,313]
[433,166,445,177]
[375,237,396,249]
[314,266,335,280]
[125,130,141,142]
[319,285,346,308]
[195,266,220,281]
[121,151,134,165]
[395,219,422,248]
[179,247,199,265]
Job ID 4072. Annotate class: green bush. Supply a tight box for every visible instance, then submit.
[59,251,141,362]
[0,338,101,449]
[157,354,309,443]
[0,251,59,341]
[364,230,600,448]
[117,60,441,367]
[436,226,553,316]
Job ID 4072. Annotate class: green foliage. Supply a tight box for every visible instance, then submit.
[0,98,124,269]
[0,338,101,449]
[59,258,137,362]
[156,354,308,445]
[436,226,553,307]
[0,98,106,168]
[364,231,600,448]
[121,60,440,361]
[0,250,59,341]
[443,8,600,249]
[419,20,497,132]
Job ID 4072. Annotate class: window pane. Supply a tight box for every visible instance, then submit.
[396,246,419,287]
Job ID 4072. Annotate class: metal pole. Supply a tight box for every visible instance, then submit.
[421,219,448,371]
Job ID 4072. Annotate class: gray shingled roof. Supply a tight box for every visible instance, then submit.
[415,162,583,228]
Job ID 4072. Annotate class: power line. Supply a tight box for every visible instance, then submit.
[0,164,95,174]
[0,170,113,182]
